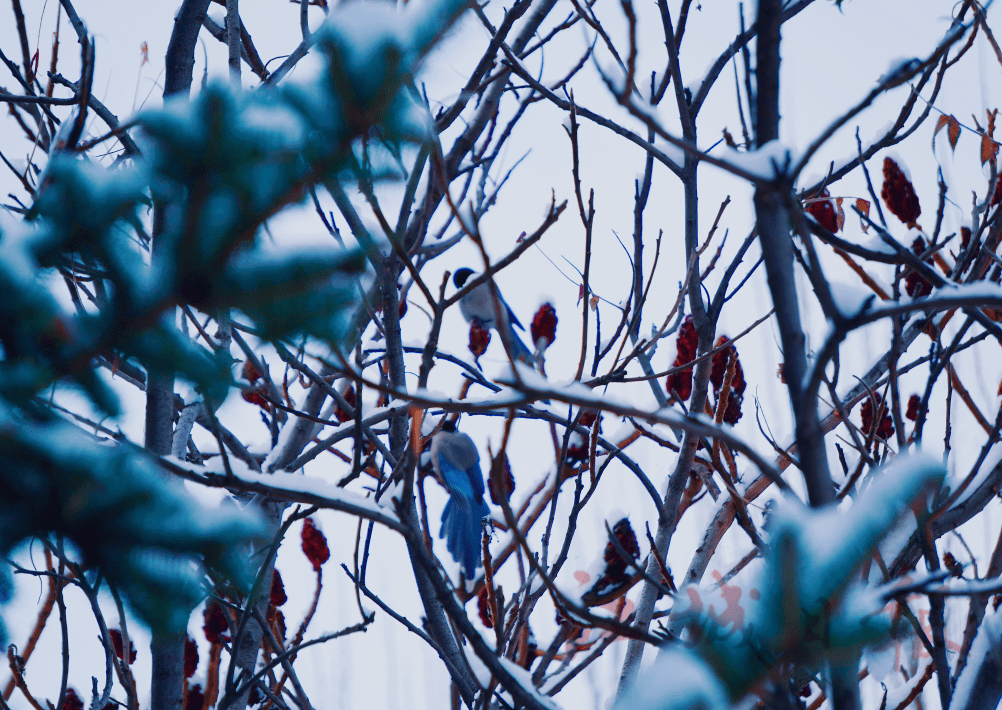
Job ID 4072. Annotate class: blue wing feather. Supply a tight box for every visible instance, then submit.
[502,322,533,364]
[437,456,489,578]
[438,458,475,504]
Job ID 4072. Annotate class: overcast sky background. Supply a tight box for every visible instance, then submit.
[1,1,1001,708]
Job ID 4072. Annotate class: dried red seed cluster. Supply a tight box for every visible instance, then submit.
[271,568,288,607]
[961,226,972,250]
[373,288,408,319]
[468,321,491,362]
[566,438,587,462]
[943,552,964,578]
[334,385,356,424]
[905,236,934,298]
[185,684,204,710]
[666,317,697,402]
[241,390,269,409]
[881,157,922,226]
[905,394,921,421]
[477,587,493,628]
[184,636,199,679]
[805,189,839,233]
[602,519,640,573]
[241,360,270,409]
[62,689,83,710]
[489,455,515,505]
[593,518,640,593]
[566,411,599,463]
[273,608,287,641]
[203,602,230,644]
[109,629,137,665]
[302,518,331,572]
[242,360,261,384]
[861,396,894,442]
[709,337,747,425]
[530,303,558,349]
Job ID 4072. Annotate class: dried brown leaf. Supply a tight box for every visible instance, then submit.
[855,199,871,233]
[934,114,951,137]
[982,109,1000,166]
[948,116,961,150]
[982,134,999,166]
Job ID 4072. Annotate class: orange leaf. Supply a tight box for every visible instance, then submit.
[934,114,951,138]
[981,134,999,166]
[835,197,845,232]
[948,116,961,150]
[855,199,870,233]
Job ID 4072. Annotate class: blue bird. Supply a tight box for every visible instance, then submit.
[432,420,491,579]
[453,268,533,364]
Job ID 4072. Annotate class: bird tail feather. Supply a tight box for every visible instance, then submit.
[502,323,534,365]
[440,498,489,579]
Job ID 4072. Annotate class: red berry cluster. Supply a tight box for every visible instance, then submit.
[904,236,934,298]
[709,337,746,425]
[488,455,515,505]
[881,157,921,226]
[592,518,640,594]
[184,636,199,679]
[468,321,491,363]
[861,395,894,442]
[203,602,230,644]
[805,189,839,233]
[302,518,330,572]
[943,552,964,578]
[566,411,598,463]
[270,568,288,607]
[109,629,136,664]
[477,586,493,628]
[666,317,697,402]
[185,685,204,710]
[334,385,356,423]
[530,303,558,350]
[241,360,269,410]
[61,689,83,710]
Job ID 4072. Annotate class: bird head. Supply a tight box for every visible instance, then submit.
[453,268,475,288]
[440,419,457,433]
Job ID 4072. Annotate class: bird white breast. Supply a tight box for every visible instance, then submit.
[460,284,507,331]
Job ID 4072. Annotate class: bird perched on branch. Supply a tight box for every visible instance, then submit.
[431,420,490,579]
[453,268,533,364]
